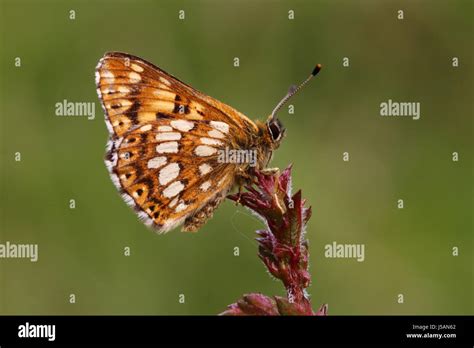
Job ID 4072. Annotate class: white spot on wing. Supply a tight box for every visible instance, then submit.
[101,70,115,79]
[195,145,217,157]
[140,124,152,132]
[159,163,180,185]
[154,89,176,99]
[163,181,184,198]
[199,163,212,175]
[102,87,114,94]
[210,121,229,133]
[155,132,181,141]
[119,152,130,159]
[201,137,223,146]
[147,156,167,169]
[169,197,179,208]
[175,201,188,213]
[200,181,211,192]
[156,141,178,153]
[170,119,194,132]
[159,77,171,86]
[118,86,130,93]
[131,63,144,72]
[158,125,173,132]
[129,71,141,82]
[207,129,225,139]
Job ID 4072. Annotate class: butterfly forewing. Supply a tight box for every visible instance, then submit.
[96,52,258,138]
[96,52,257,233]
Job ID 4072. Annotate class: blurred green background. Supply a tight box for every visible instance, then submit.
[0,0,472,315]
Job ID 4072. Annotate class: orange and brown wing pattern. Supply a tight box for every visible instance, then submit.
[95,51,258,138]
[105,118,237,232]
[95,52,256,233]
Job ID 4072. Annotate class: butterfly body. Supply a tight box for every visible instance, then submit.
[95,52,290,233]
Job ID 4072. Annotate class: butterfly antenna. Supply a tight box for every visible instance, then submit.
[270,64,322,121]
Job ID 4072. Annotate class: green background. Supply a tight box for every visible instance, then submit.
[0,0,472,315]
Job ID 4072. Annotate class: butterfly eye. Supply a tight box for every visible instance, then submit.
[267,119,284,142]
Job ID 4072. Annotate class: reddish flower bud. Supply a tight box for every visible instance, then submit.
[223,165,327,316]
[220,293,279,316]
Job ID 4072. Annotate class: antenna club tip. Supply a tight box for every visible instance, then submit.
[312,64,322,76]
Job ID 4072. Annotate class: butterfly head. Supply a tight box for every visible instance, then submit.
[266,115,286,147]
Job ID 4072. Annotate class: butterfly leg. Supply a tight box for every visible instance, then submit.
[232,185,241,205]
[260,167,286,214]
[233,168,253,205]
[261,167,280,176]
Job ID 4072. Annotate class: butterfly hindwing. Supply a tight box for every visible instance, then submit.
[105,118,237,232]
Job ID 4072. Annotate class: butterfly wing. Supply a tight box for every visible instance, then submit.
[96,52,255,233]
[96,51,258,137]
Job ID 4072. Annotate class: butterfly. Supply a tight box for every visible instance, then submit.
[95,52,321,233]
